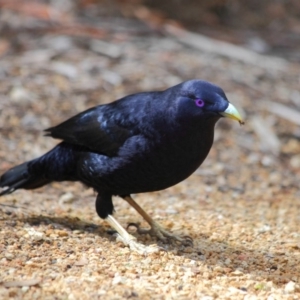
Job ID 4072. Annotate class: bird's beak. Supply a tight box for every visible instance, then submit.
[220,103,244,124]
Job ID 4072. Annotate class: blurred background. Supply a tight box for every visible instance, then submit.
[144,0,300,60]
[1,0,300,173]
[1,1,300,297]
[1,0,300,59]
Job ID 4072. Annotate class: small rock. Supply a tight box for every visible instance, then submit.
[9,86,33,103]
[261,155,274,166]
[21,286,30,293]
[46,36,74,52]
[101,70,122,86]
[25,228,44,240]
[4,278,41,287]
[228,286,242,294]
[98,290,107,296]
[246,36,270,53]
[5,253,14,260]
[285,281,295,293]
[56,230,69,237]
[112,273,125,285]
[74,257,88,266]
[59,192,75,204]
[257,224,271,233]
[51,62,78,79]
[90,40,122,58]
[231,269,244,276]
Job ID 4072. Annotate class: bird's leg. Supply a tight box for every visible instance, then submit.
[96,192,160,254]
[123,196,193,247]
[105,215,160,255]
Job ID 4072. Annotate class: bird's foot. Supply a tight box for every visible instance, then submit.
[115,233,161,255]
[105,215,161,255]
[117,234,161,255]
[128,221,193,247]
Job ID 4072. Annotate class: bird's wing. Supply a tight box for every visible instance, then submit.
[44,104,135,156]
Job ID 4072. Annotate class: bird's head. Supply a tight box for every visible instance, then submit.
[171,80,243,125]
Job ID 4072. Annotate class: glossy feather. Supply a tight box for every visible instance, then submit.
[1,80,234,219]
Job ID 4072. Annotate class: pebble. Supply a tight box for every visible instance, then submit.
[284,281,296,293]
[231,270,244,276]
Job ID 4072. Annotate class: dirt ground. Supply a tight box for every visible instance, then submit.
[0,1,300,299]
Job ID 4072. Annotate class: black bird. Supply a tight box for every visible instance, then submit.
[0,80,243,253]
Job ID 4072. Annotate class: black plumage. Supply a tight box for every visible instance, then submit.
[0,80,243,253]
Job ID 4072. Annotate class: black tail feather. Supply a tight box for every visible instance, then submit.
[0,161,51,196]
[0,142,84,196]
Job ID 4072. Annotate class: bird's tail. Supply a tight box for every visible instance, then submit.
[0,142,83,197]
[0,160,51,196]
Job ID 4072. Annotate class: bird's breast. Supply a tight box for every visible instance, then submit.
[81,119,216,194]
[111,123,215,192]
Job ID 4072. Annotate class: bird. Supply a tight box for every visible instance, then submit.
[0,79,243,254]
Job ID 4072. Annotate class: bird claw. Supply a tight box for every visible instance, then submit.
[106,214,162,255]
[127,222,193,247]
[115,233,161,255]
[180,235,194,247]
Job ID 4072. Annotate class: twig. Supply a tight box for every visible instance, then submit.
[164,24,289,71]
[131,5,290,71]
[263,101,300,126]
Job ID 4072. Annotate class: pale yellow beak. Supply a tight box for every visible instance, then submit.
[220,103,244,125]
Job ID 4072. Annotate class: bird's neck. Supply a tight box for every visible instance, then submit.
[159,115,218,160]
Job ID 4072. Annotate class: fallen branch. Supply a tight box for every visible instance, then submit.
[132,5,290,71]
[164,24,289,71]
[263,101,300,126]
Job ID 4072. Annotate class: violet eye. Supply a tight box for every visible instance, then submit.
[195,99,205,107]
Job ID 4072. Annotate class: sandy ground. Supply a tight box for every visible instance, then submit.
[0,2,300,299]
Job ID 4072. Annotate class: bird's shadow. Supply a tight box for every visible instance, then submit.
[6,211,298,288]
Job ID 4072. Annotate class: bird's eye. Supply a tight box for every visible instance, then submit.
[195,99,205,107]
